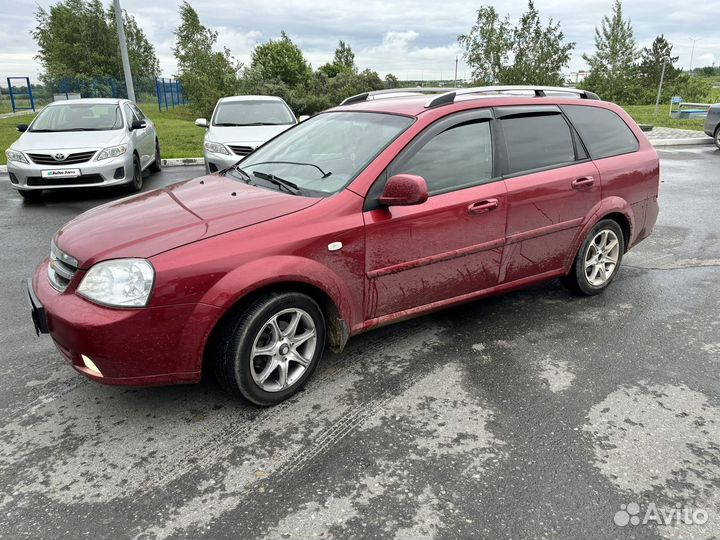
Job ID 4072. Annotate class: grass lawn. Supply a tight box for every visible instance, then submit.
[0,103,204,165]
[0,101,709,166]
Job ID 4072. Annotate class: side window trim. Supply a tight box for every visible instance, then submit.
[364,109,498,211]
[494,107,587,179]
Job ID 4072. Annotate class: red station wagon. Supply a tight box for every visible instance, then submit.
[28,86,660,405]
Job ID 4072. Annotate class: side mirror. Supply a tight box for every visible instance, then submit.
[16,124,28,133]
[379,174,428,206]
[298,115,310,122]
[195,118,208,128]
[130,119,147,131]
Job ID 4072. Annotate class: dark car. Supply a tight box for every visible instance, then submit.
[28,85,660,406]
[704,104,720,148]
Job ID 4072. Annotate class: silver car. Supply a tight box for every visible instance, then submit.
[5,98,160,201]
[195,95,302,173]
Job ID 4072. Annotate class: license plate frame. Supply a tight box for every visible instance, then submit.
[41,168,81,179]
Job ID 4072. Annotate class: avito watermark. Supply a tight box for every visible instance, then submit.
[614,502,709,527]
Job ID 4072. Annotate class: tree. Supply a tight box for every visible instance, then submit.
[32,0,159,82]
[249,32,312,87]
[581,0,639,102]
[318,41,357,78]
[458,1,574,85]
[635,35,680,103]
[173,1,242,118]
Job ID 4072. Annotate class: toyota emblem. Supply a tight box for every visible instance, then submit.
[53,153,67,161]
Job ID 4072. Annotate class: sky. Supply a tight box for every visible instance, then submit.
[1,0,719,85]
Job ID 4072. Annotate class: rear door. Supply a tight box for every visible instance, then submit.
[495,106,601,283]
[131,103,156,163]
[124,104,152,168]
[363,109,508,320]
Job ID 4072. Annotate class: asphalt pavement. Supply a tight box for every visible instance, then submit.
[1,148,719,539]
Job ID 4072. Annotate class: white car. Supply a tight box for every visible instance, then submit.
[5,98,160,201]
[195,95,301,173]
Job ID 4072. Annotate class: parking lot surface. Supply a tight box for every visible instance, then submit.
[1,148,719,539]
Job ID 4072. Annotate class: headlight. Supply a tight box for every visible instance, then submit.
[77,259,154,307]
[95,144,128,161]
[204,141,230,155]
[5,148,28,164]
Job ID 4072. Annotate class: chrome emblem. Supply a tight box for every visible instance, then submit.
[53,152,67,161]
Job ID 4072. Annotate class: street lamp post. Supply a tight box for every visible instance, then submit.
[688,37,699,74]
[113,0,136,102]
[654,56,668,121]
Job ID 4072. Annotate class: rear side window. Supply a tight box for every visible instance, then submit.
[501,114,576,174]
[395,121,493,194]
[562,105,639,159]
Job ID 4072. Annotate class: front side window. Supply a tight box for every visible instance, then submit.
[213,100,296,126]
[230,112,414,196]
[124,104,139,127]
[501,114,576,175]
[393,121,493,194]
[131,104,146,120]
[562,105,639,159]
[29,104,124,132]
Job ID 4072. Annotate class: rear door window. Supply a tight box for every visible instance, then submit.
[500,113,576,174]
[562,105,639,159]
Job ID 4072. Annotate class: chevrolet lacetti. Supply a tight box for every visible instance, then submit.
[27,86,660,406]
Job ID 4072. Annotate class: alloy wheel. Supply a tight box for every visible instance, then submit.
[584,229,620,286]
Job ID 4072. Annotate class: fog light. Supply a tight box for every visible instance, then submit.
[9,173,19,184]
[81,354,102,375]
[113,167,125,179]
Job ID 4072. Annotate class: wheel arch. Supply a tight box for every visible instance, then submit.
[599,211,631,252]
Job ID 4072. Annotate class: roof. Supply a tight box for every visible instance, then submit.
[46,97,126,107]
[218,95,285,103]
[330,92,606,117]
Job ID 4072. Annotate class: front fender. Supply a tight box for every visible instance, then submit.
[198,255,357,327]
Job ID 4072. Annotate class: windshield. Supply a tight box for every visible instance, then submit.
[213,100,296,126]
[30,103,123,132]
[229,112,414,196]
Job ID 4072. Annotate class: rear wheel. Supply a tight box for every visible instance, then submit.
[18,189,43,203]
[127,154,143,192]
[212,292,326,406]
[562,219,625,296]
[149,139,162,173]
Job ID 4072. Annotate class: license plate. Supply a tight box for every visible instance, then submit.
[41,169,80,179]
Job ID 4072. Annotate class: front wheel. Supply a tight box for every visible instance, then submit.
[127,154,143,192]
[714,127,720,150]
[149,139,162,173]
[212,292,326,406]
[562,219,625,296]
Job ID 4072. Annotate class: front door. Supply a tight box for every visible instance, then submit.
[363,110,507,320]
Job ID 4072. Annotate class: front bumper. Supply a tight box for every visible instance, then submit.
[203,149,241,174]
[7,153,134,190]
[29,259,222,386]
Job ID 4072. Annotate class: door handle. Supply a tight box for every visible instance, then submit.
[571,176,595,189]
[468,198,499,215]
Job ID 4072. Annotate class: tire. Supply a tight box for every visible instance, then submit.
[212,292,326,406]
[714,126,720,150]
[18,189,43,203]
[562,219,625,296]
[127,154,143,192]
[149,139,162,173]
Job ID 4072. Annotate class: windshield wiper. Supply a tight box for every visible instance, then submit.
[252,171,301,195]
[248,161,332,179]
[214,122,244,126]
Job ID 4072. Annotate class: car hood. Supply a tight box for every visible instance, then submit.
[205,124,293,145]
[55,174,321,268]
[15,130,126,151]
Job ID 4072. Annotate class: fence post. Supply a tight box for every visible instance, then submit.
[7,78,17,113]
[27,78,35,111]
[163,78,169,111]
[156,78,162,112]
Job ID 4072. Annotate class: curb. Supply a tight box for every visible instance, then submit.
[650,137,714,147]
[1,140,714,175]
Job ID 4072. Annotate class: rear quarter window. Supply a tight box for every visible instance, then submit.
[562,105,639,159]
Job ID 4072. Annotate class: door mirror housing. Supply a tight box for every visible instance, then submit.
[130,119,147,131]
[379,174,429,207]
[195,118,208,128]
[16,124,28,133]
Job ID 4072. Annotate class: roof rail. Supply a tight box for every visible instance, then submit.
[340,87,459,106]
[425,86,600,108]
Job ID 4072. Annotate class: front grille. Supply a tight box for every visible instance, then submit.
[27,174,104,187]
[228,145,253,156]
[48,242,79,292]
[28,151,97,165]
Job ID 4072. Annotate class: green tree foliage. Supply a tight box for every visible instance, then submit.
[173,1,242,118]
[458,1,573,85]
[249,32,313,87]
[581,0,639,102]
[318,41,357,78]
[32,0,160,82]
